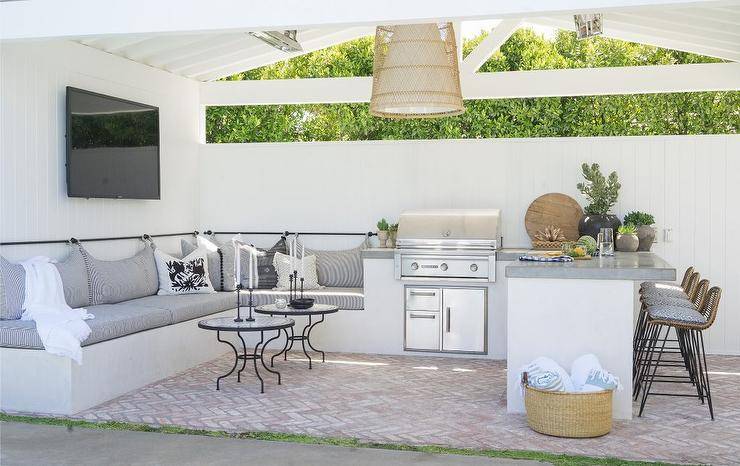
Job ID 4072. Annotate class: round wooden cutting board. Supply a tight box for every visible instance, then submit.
[525,193,584,242]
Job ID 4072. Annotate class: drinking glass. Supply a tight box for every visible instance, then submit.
[598,228,615,256]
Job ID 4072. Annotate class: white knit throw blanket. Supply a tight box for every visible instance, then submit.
[20,256,93,364]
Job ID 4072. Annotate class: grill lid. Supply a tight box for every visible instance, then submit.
[396,209,501,250]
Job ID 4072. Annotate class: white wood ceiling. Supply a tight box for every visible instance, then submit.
[76,4,740,81]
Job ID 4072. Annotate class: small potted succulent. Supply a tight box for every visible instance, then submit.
[388,223,399,248]
[576,163,622,239]
[616,224,639,252]
[623,211,656,251]
[376,218,389,248]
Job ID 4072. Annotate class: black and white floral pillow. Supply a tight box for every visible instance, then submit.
[154,249,215,295]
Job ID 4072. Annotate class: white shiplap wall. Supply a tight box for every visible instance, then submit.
[0,41,201,260]
[198,136,739,355]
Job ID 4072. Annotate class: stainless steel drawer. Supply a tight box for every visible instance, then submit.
[405,287,441,311]
[405,311,440,351]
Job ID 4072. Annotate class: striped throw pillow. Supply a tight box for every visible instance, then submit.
[0,256,25,320]
[304,244,365,288]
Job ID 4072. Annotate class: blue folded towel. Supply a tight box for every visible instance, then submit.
[519,254,574,262]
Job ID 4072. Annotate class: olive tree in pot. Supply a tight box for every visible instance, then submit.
[576,163,622,240]
[624,211,656,251]
[616,224,639,252]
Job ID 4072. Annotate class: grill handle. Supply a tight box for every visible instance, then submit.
[409,291,437,297]
[446,307,451,332]
[409,313,436,320]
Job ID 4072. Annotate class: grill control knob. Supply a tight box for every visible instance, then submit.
[470,263,479,272]
[440,263,448,271]
[411,262,419,271]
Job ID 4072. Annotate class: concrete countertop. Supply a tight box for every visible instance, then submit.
[505,252,676,281]
[361,248,537,261]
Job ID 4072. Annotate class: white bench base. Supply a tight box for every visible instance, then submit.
[1,310,233,415]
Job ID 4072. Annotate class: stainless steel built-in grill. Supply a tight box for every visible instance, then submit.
[394,209,502,282]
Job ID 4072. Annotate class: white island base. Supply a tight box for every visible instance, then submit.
[507,277,636,419]
[505,252,675,420]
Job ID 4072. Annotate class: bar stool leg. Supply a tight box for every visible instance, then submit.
[639,324,669,417]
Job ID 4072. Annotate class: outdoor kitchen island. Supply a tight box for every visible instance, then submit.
[505,252,676,420]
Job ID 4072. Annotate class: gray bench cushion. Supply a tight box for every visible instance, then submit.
[83,244,159,305]
[0,303,172,350]
[241,287,364,310]
[127,292,235,324]
[0,257,25,320]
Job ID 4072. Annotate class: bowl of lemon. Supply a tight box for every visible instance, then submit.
[562,241,591,260]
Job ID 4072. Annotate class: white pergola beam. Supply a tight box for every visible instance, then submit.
[0,0,726,40]
[191,27,375,81]
[200,62,740,106]
[532,16,740,62]
[460,19,522,75]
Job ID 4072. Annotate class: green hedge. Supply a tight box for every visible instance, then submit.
[206,30,739,143]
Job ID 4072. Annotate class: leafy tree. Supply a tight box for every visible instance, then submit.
[206,29,739,143]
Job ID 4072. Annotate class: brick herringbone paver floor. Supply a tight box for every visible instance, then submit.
[60,353,740,464]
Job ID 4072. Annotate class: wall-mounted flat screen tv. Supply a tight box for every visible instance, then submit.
[66,87,160,199]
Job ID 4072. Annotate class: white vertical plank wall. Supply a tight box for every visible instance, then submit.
[0,41,201,260]
[199,136,740,355]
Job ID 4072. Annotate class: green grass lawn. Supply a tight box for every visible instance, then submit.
[0,413,686,466]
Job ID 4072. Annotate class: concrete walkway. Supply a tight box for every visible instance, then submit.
[1,422,550,466]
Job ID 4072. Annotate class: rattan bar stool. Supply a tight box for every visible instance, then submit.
[637,285,722,420]
[633,270,699,388]
[634,278,707,397]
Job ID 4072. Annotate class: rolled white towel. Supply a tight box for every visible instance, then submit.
[571,353,621,392]
[522,356,575,392]
[571,353,602,391]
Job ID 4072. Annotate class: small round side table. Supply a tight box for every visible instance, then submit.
[198,316,295,393]
[255,304,339,369]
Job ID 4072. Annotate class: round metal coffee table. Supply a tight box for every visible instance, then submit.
[255,304,339,369]
[198,316,294,393]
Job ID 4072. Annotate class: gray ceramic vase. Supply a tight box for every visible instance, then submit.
[616,233,639,252]
[636,225,656,252]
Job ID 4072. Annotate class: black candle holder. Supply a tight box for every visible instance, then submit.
[235,283,255,322]
[289,270,314,309]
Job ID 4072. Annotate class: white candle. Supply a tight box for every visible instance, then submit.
[301,243,305,277]
[248,248,253,289]
[234,242,241,289]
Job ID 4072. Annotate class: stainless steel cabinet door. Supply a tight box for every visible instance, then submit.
[441,288,486,353]
[405,311,440,351]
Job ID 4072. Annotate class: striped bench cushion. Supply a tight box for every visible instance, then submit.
[0,303,172,350]
[126,292,235,324]
[240,287,364,310]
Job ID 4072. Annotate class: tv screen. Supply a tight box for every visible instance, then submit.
[66,87,160,199]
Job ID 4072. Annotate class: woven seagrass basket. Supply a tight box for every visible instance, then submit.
[522,373,613,438]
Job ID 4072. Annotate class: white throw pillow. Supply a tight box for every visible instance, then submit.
[154,248,215,295]
[273,252,322,291]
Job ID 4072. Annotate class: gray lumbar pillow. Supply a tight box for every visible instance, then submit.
[81,243,159,305]
[54,244,91,309]
[0,256,26,320]
[181,238,223,291]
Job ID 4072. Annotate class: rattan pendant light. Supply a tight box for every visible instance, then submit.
[370,23,464,119]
